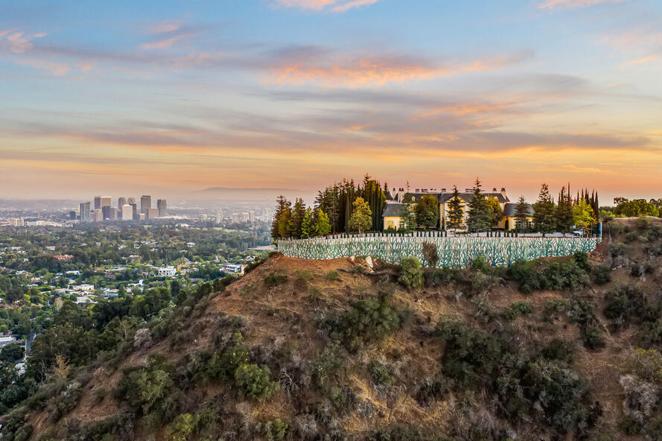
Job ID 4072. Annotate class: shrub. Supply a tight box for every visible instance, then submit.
[116,358,174,416]
[415,378,448,407]
[436,320,503,387]
[508,258,590,294]
[234,363,279,400]
[368,360,394,386]
[540,338,575,363]
[325,270,340,281]
[421,242,439,268]
[542,299,568,322]
[325,295,403,352]
[603,286,657,331]
[264,272,288,287]
[206,332,249,381]
[262,418,289,441]
[399,257,424,290]
[504,301,533,320]
[627,348,662,384]
[592,265,612,285]
[522,360,599,434]
[167,413,197,441]
[568,297,605,350]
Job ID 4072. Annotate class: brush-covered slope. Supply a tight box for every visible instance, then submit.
[2,218,662,441]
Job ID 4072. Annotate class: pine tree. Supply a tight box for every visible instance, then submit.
[447,186,464,230]
[556,184,574,233]
[533,183,556,235]
[301,207,314,239]
[314,208,331,236]
[271,196,291,239]
[348,197,373,233]
[467,178,491,232]
[288,198,306,239]
[515,196,530,232]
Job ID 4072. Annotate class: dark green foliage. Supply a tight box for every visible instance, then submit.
[324,294,403,352]
[415,195,439,230]
[264,271,288,287]
[115,357,175,417]
[399,257,424,290]
[261,418,289,441]
[592,265,612,285]
[568,297,605,350]
[540,338,575,363]
[368,360,394,386]
[415,378,448,407]
[508,257,590,293]
[603,285,658,331]
[437,320,599,437]
[325,270,340,281]
[503,301,533,320]
[206,332,250,381]
[436,320,504,387]
[233,363,279,401]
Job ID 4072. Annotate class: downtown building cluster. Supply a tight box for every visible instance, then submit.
[79,195,167,222]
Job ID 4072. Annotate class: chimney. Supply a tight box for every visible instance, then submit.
[492,187,497,192]
[441,188,447,192]
[501,187,506,193]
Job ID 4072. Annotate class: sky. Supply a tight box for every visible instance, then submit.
[1,0,661,203]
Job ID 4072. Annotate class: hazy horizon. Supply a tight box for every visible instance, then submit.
[1,1,660,202]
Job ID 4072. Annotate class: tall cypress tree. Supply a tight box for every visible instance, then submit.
[447,185,464,230]
[533,183,556,235]
[467,178,490,232]
[288,198,306,239]
[556,184,574,233]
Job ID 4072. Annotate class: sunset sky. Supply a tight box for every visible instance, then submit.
[1,0,661,203]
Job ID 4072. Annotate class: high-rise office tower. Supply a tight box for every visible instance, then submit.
[148,208,159,220]
[101,196,112,208]
[130,203,139,220]
[94,196,102,210]
[127,197,136,205]
[140,195,151,214]
[102,206,113,221]
[121,204,133,221]
[157,199,167,217]
[80,202,91,222]
[118,197,126,208]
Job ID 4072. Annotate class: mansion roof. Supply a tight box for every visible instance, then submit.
[405,191,510,204]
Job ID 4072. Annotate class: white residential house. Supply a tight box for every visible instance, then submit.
[158,266,177,277]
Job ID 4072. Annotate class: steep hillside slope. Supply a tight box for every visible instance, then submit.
[2,218,662,441]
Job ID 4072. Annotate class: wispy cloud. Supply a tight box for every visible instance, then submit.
[538,0,624,10]
[275,0,379,13]
[270,50,534,86]
[601,28,662,66]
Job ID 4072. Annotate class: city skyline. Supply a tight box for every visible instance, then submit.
[1,1,661,202]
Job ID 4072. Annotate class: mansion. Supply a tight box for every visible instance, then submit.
[382,187,534,231]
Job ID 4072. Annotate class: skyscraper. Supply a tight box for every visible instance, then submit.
[157,199,167,217]
[101,196,112,208]
[79,202,91,222]
[102,205,113,221]
[140,195,151,214]
[118,197,126,208]
[121,204,133,221]
[94,196,102,210]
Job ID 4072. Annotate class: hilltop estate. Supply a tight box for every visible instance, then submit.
[272,177,601,241]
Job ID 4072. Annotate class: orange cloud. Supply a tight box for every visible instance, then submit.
[271,52,532,86]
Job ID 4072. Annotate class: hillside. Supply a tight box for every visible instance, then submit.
[2,218,662,441]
